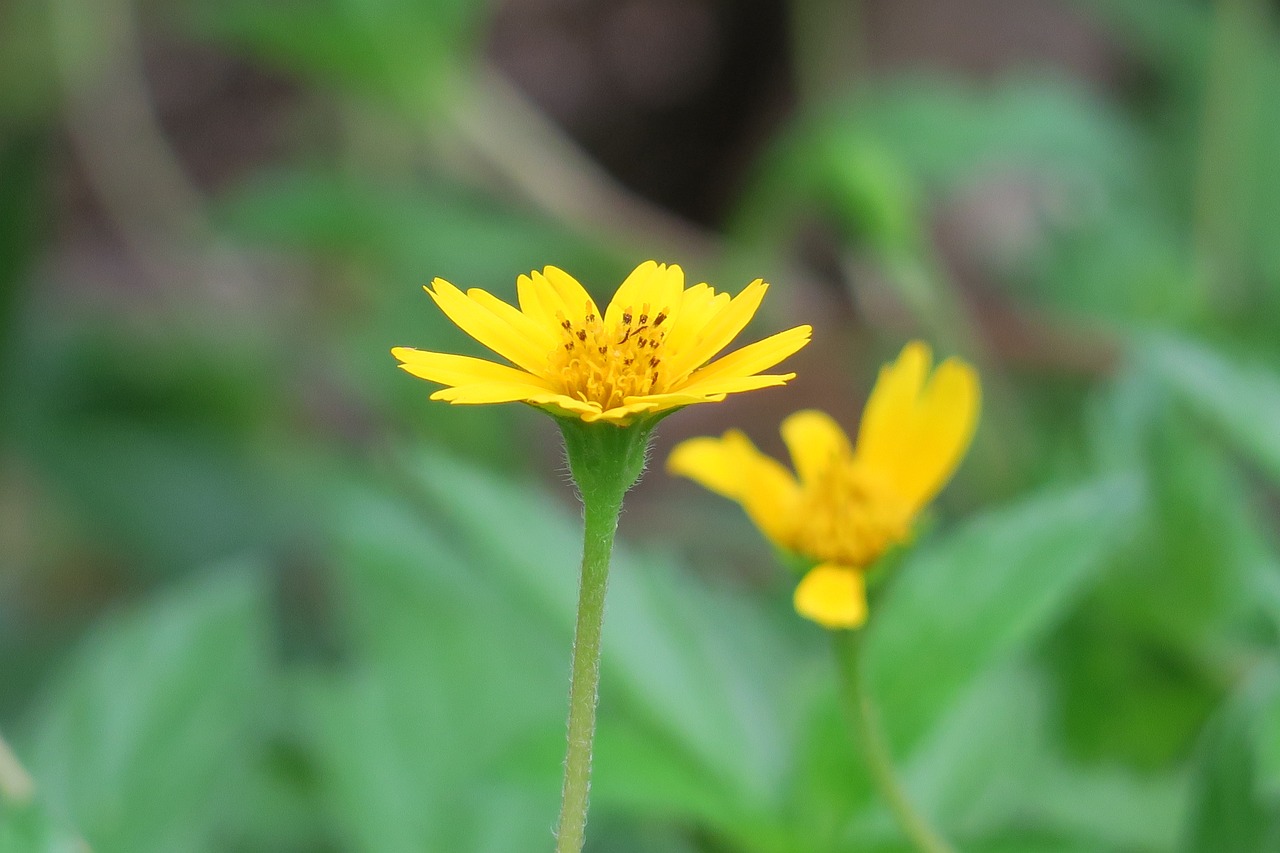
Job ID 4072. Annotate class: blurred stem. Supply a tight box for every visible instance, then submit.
[47,0,211,265]
[0,729,34,805]
[448,66,719,264]
[789,0,864,103]
[1193,0,1267,310]
[554,419,653,853]
[832,630,955,853]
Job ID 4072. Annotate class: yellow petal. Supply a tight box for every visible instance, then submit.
[854,341,932,480]
[526,393,604,419]
[516,270,563,328]
[674,373,793,398]
[426,279,551,375]
[661,283,730,359]
[604,261,684,328]
[679,324,811,391]
[664,279,768,382]
[667,430,800,548]
[432,381,559,405]
[793,564,867,629]
[780,410,853,487]
[542,265,600,321]
[392,347,551,389]
[466,287,557,352]
[893,358,981,510]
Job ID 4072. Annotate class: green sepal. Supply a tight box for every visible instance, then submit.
[556,412,670,504]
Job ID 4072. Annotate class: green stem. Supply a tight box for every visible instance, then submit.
[0,729,34,805]
[554,487,623,853]
[553,418,655,853]
[833,631,955,853]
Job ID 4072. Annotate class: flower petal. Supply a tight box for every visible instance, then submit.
[793,564,866,629]
[679,324,811,391]
[516,270,563,328]
[894,358,981,510]
[604,261,684,328]
[426,279,552,374]
[392,347,552,389]
[854,341,931,474]
[663,279,769,382]
[673,374,793,398]
[542,265,600,321]
[661,282,730,359]
[780,410,853,487]
[432,381,561,405]
[854,342,979,512]
[667,430,800,548]
[466,287,557,352]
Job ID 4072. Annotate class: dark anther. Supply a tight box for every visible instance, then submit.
[652,311,667,326]
[622,311,632,325]
[577,330,587,341]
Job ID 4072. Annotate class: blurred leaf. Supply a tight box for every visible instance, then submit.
[1076,0,1210,78]
[0,798,87,853]
[303,481,565,852]
[398,447,800,811]
[311,450,806,851]
[191,0,490,113]
[892,664,1184,851]
[0,0,60,126]
[0,130,49,398]
[217,169,617,287]
[739,76,1144,248]
[867,475,1142,753]
[26,420,285,571]
[1142,334,1280,485]
[1181,665,1280,852]
[21,566,272,853]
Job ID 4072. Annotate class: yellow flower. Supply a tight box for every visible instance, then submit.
[667,342,980,629]
[392,261,812,426]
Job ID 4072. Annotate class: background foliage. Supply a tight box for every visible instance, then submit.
[3,0,1280,850]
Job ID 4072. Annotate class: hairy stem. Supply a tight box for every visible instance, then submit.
[553,418,653,852]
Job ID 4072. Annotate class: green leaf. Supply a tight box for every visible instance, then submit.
[1141,334,1280,485]
[903,665,1184,850]
[190,0,490,113]
[21,567,271,853]
[396,447,801,813]
[866,476,1142,754]
[314,450,804,850]
[1181,665,1280,852]
[0,798,87,853]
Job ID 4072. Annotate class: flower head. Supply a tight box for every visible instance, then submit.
[392,261,811,426]
[668,342,980,629]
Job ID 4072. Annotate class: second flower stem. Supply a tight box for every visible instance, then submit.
[554,488,624,853]
[833,630,956,853]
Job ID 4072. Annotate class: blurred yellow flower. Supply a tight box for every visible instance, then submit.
[392,261,811,426]
[668,342,980,629]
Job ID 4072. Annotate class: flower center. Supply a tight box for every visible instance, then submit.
[549,300,672,410]
[793,461,911,568]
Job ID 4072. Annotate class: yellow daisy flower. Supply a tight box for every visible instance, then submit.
[668,342,980,629]
[392,260,812,426]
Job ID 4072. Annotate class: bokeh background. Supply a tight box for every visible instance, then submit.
[3,0,1280,850]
